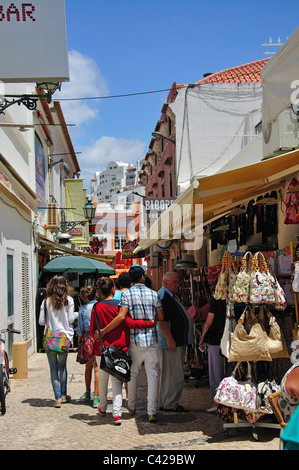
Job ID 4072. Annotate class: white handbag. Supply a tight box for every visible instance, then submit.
[220,304,236,358]
[214,362,258,413]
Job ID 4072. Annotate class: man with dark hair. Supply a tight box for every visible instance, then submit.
[113,272,131,301]
[100,265,164,423]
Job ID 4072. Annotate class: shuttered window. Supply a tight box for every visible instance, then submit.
[21,253,30,341]
[7,254,14,322]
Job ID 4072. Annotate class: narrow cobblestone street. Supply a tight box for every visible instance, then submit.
[0,352,281,452]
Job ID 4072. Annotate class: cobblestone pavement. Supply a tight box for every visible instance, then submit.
[0,352,281,451]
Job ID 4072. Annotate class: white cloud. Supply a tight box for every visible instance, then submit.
[56,50,108,126]
[54,50,147,192]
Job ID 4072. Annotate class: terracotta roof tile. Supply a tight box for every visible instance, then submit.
[195,58,270,84]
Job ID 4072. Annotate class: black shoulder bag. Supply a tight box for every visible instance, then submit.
[93,304,132,383]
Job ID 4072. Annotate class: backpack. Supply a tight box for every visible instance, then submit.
[76,331,95,364]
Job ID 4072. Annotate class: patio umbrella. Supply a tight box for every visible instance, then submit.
[42,255,116,275]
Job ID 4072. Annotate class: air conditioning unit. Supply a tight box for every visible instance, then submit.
[263,107,299,158]
[47,203,59,228]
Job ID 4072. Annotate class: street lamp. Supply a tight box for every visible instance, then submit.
[59,199,95,232]
[37,82,61,104]
[83,199,96,222]
[152,132,175,144]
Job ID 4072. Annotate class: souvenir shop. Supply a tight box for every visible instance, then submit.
[180,175,299,439]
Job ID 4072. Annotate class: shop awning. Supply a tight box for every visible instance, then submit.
[135,149,299,252]
[39,236,115,265]
[261,27,299,125]
[42,255,116,275]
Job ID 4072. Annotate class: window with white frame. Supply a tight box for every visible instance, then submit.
[114,231,127,250]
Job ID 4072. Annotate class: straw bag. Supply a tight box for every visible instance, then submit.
[249,252,275,305]
[214,362,258,413]
[232,251,253,304]
[228,307,272,363]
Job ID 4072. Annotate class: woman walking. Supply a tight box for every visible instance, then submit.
[39,276,74,407]
[90,278,154,425]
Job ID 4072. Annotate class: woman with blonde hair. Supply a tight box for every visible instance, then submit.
[39,275,74,407]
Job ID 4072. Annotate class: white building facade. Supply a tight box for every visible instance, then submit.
[91,161,142,203]
[0,83,80,361]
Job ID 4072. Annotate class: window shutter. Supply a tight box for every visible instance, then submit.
[21,253,30,340]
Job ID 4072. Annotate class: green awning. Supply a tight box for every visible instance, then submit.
[42,255,116,275]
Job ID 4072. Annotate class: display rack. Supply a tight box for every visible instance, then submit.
[222,418,281,441]
[216,248,295,441]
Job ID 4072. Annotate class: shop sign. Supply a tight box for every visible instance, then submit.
[115,251,133,268]
[145,198,175,220]
[89,224,99,234]
[0,0,69,83]
[69,227,82,236]
[122,239,146,259]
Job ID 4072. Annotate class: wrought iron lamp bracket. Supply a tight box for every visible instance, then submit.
[0,95,38,115]
[60,220,87,232]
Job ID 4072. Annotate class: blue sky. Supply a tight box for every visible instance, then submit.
[56,0,299,191]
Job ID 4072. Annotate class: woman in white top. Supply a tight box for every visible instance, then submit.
[39,276,74,407]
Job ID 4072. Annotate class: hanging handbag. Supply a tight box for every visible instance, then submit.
[259,306,289,359]
[227,269,238,303]
[232,251,253,304]
[220,304,236,358]
[42,299,71,355]
[213,251,235,301]
[76,331,95,364]
[272,277,287,310]
[214,362,258,413]
[213,269,228,300]
[249,252,276,305]
[217,404,247,423]
[93,305,132,383]
[197,269,211,320]
[228,307,272,363]
[256,380,280,415]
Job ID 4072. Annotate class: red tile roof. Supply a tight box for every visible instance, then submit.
[195,58,270,84]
